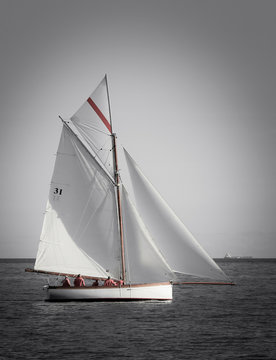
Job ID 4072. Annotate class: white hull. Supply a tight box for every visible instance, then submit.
[46,282,172,301]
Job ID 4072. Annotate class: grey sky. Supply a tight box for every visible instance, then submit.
[0,0,275,258]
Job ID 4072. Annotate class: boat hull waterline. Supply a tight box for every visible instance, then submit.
[46,282,172,301]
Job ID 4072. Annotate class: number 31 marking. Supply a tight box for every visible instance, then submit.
[54,188,63,195]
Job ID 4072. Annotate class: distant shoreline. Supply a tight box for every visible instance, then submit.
[215,258,276,262]
[0,258,275,263]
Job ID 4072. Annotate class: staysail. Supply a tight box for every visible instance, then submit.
[35,124,121,279]
[121,186,174,284]
[124,149,229,281]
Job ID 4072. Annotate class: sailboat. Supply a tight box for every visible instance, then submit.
[26,76,230,301]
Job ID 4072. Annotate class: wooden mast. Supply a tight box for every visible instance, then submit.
[106,75,126,284]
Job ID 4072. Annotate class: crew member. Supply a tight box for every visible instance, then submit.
[74,274,85,287]
[104,276,116,286]
[92,279,99,286]
[62,276,71,287]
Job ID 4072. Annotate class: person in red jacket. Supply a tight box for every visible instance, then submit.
[74,274,85,287]
[104,276,116,286]
[116,279,124,287]
[62,276,71,287]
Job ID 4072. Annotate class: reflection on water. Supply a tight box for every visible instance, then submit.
[0,259,275,359]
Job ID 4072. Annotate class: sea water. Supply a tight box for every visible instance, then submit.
[0,259,275,360]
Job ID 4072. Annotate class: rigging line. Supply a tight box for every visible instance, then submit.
[93,136,113,159]
[83,137,113,173]
[105,74,113,131]
[72,120,112,136]
[59,116,116,187]
[72,125,113,166]
[72,138,111,195]
[71,135,113,195]
[78,130,109,154]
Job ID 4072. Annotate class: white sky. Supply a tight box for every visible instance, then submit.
[0,0,275,258]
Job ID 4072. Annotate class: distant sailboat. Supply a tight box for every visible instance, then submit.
[26,76,230,301]
[224,253,252,260]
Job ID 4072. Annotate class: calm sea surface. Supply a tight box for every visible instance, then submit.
[0,259,275,359]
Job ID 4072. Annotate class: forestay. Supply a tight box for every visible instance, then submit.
[124,149,229,281]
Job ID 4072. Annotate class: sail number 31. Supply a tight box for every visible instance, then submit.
[54,188,63,195]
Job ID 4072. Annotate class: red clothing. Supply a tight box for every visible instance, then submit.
[74,276,85,287]
[104,278,116,286]
[62,278,71,287]
[116,280,124,286]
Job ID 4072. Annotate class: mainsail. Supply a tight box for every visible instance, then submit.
[124,149,229,281]
[35,124,121,279]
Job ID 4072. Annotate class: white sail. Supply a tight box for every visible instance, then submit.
[124,149,228,281]
[121,186,174,284]
[70,76,114,178]
[32,75,231,304]
[35,199,108,278]
[35,125,121,279]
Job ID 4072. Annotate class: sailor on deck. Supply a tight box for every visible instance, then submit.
[62,276,71,287]
[74,274,85,287]
[104,276,116,286]
[92,279,99,286]
[116,279,124,287]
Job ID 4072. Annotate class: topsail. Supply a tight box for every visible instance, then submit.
[71,77,114,179]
